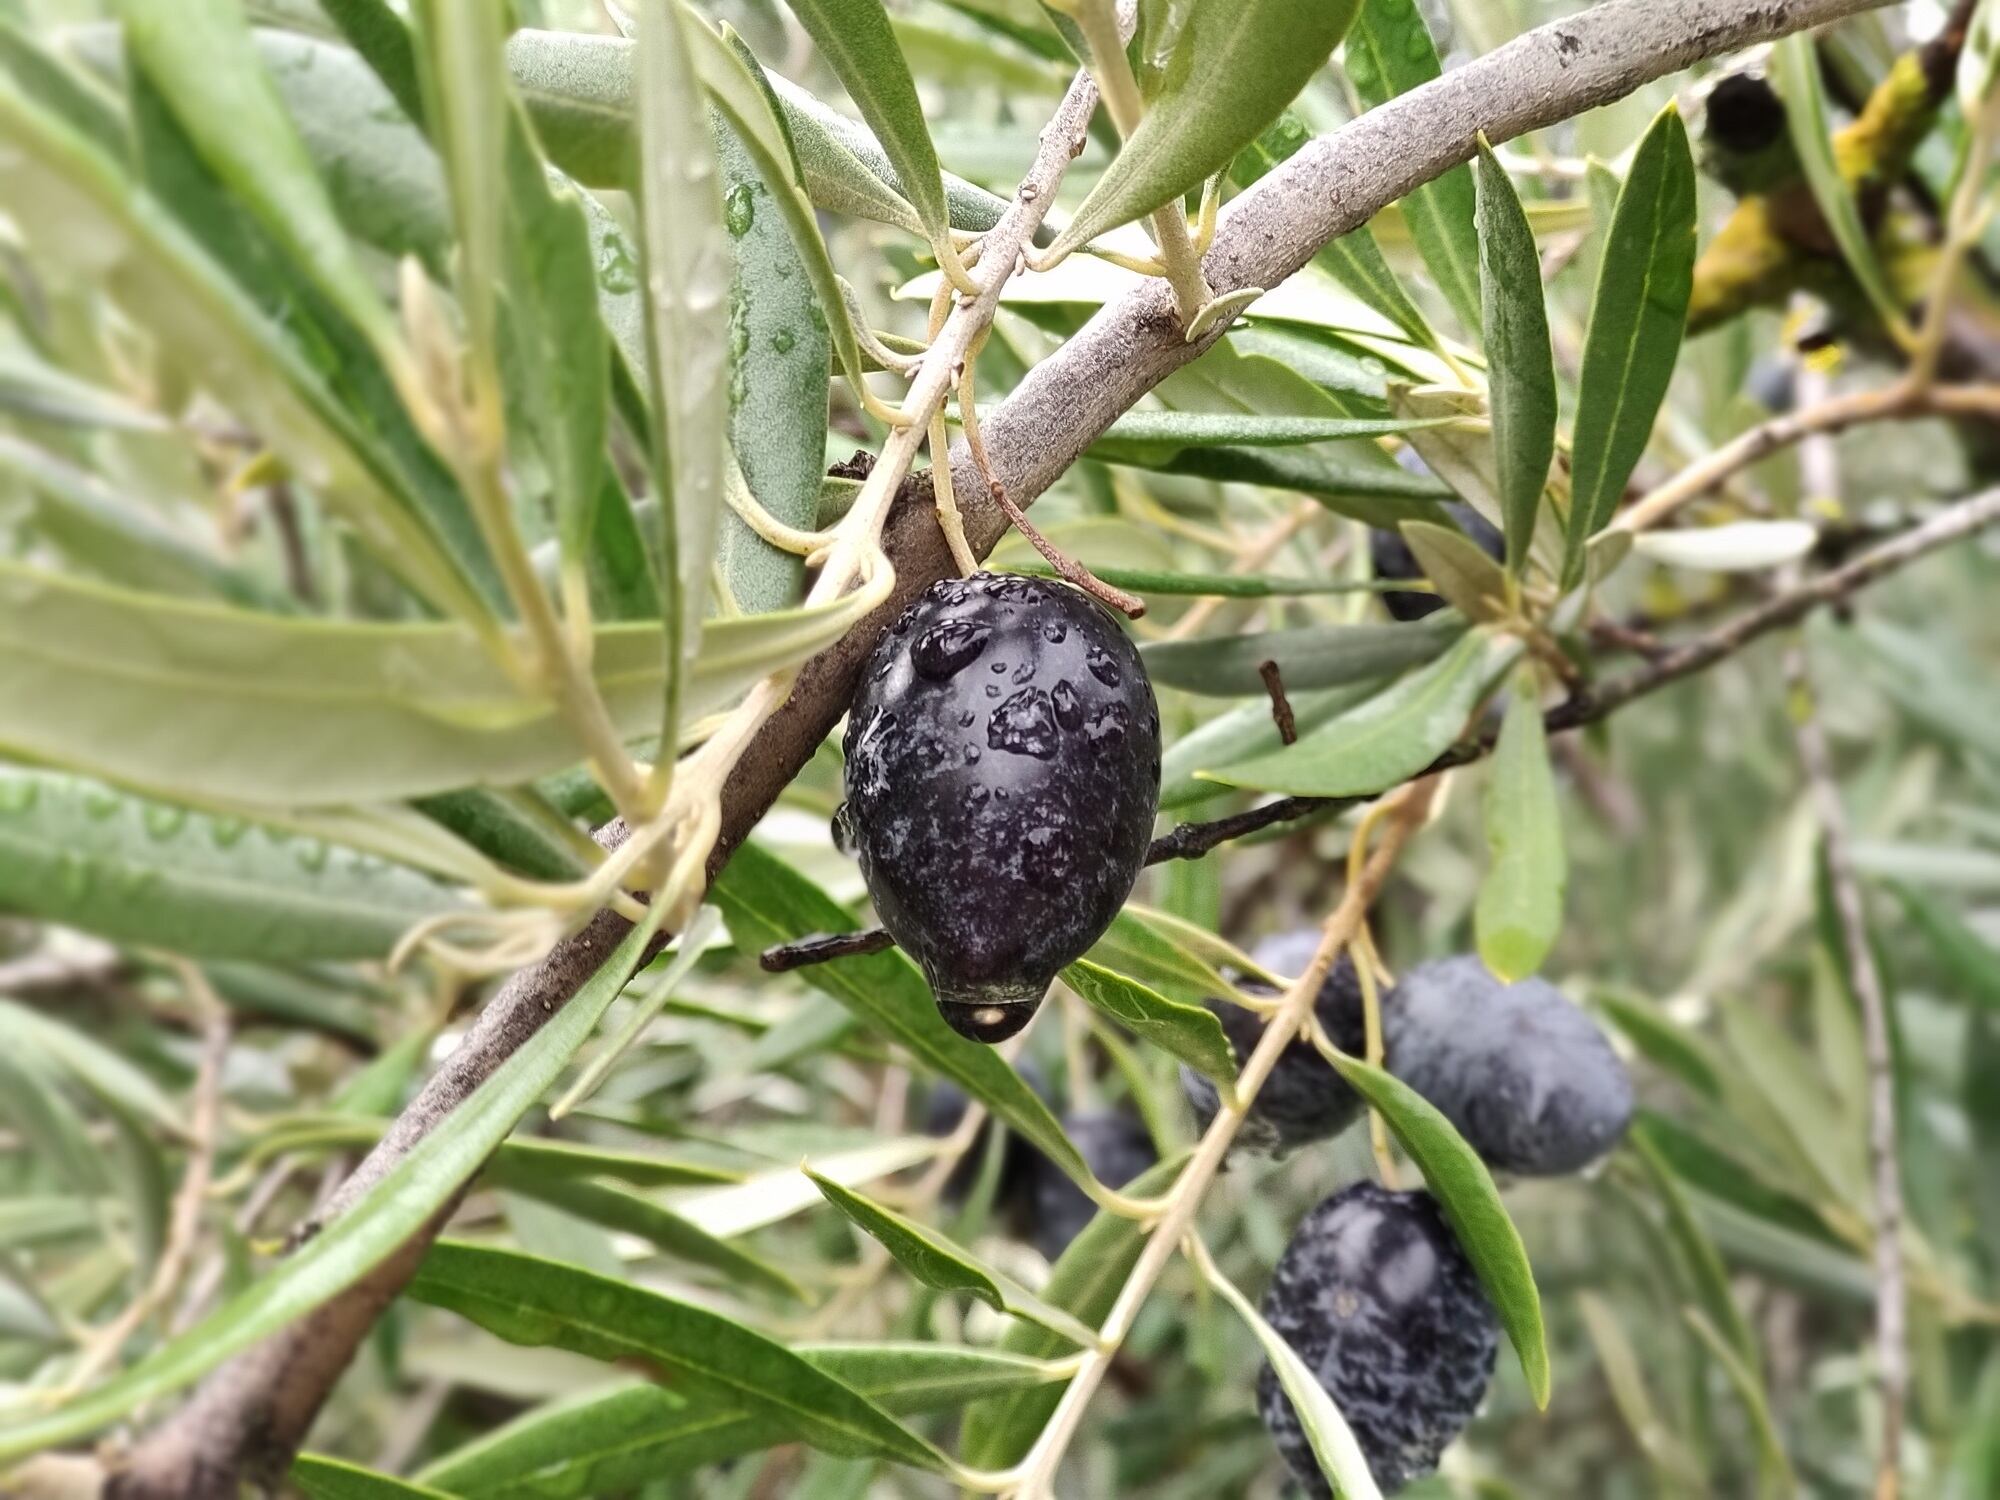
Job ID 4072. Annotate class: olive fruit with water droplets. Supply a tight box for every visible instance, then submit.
[840,574,1161,1043]
[1181,930,1369,1155]
[1384,955,1633,1175]
[1258,1182,1498,1495]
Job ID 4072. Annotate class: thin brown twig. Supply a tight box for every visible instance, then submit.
[1257,661,1297,746]
[962,361,1145,619]
[1785,644,1907,1498]
[1616,381,2000,535]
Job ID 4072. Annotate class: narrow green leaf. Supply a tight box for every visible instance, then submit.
[1326,1051,1550,1407]
[1141,615,1461,698]
[417,1346,1059,1498]
[1578,1292,1705,1487]
[1160,680,1388,810]
[119,0,399,355]
[1631,519,1817,573]
[809,1169,1011,1308]
[679,18,871,439]
[1203,630,1496,798]
[0,767,465,963]
[1344,0,1480,329]
[1595,990,1724,1102]
[1193,1239,1383,1500]
[0,73,491,623]
[0,1000,181,1138]
[637,0,730,750]
[1047,0,1360,258]
[319,0,427,127]
[1472,139,1555,576]
[961,1153,1188,1467]
[0,902,669,1462]
[1085,905,1240,1009]
[414,787,596,883]
[716,112,831,614]
[710,842,1090,1187]
[1771,33,1907,334]
[293,1455,454,1500]
[1633,1113,1845,1249]
[1397,520,1510,624]
[1004,564,1399,601]
[0,560,876,807]
[807,1171,1097,1344]
[0,435,291,611]
[1475,687,1566,982]
[1231,110,1440,351]
[1628,1132,1759,1374]
[491,1171,804,1300]
[1062,959,1237,1084]
[0,346,165,434]
[1091,410,1443,462]
[553,906,724,1116]
[1565,104,1696,580]
[779,0,950,247]
[1890,880,2000,1011]
[1684,1307,1797,1498]
[408,1239,948,1472]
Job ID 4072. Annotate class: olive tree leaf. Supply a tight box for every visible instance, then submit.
[488,1171,805,1300]
[408,1239,950,1472]
[0,767,466,963]
[1344,0,1480,330]
[1628,1133,1760,1374]
[0,435,292,611]
[292,1456,454,1500]
[1682,1308,1798,1498]
[1045,0,1362,259]
[709,842,1091,1187]
[1397,520,1510,625]
[1061,959,1237,1084]
[1325,1050,1551,1408]
[636,0,731,749]
[0,560,879,807]
[777,0,951,250]
[806,1171,1098,1344]
[961,1154,1188,1467]
[1578,1292,1706,1487]
[1203,630,1499,798]
[1564,103,1697,582]
[1475,686,1566,982]
[1631,520,1817,573]
[117,0,401,357]
[715,107,831,614]
[1160,680,1387,809]
[1473,138,1556,578]
[1231,110,1441,352]
[1140,615,1462,697]
[0,75,490,624]
[1191,1239,1384,1500]
[1890,880,2000,1011]
[415,1346,1060,1497]
[0,903,670,1463]
[1770,32,1907,335]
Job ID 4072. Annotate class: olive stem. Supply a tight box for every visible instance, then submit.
[997,781,1434,1498]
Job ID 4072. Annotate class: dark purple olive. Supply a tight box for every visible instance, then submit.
[840,574,1161,1043]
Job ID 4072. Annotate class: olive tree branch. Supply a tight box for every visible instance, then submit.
[1784,649,1908,1498]
[52,1,1900,1492]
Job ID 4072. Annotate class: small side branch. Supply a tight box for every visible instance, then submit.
[1786,645,1907,1498]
